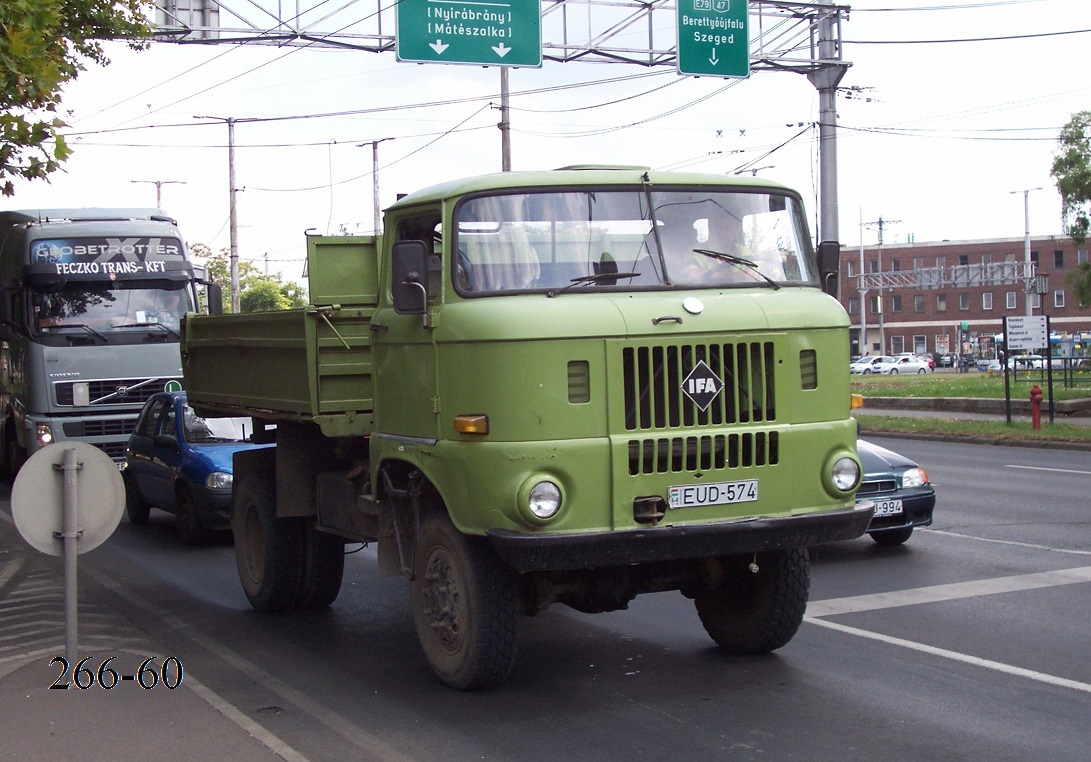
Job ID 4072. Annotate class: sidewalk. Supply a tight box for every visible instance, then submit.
[0,535,286,761]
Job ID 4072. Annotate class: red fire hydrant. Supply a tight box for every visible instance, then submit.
[1029,384,1043,430]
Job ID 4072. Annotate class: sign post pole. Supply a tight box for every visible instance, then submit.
[58,447,81,664]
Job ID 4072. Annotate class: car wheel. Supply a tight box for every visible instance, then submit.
[693,548,809,655]
[124,470,151,526]
[863,368,872,374]
[870,527,913,546]
[175,485,209,546]
[917,368,927,374]
[411,510,518,690]
[890,368,899,375]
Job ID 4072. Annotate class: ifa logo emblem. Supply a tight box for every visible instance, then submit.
[681,360,724,411]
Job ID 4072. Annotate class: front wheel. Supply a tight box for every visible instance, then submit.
[124,471,151,526]
[889,368,899,375]
[870,527,913,546]
[411,512,518,690]
[694,548,810,655]
[917,368,927,374]
[175,485,208,546]
[232,474,303,612]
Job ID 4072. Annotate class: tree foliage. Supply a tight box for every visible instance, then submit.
[189,243,308,313]
[1051,110,1091,245]
[0,0,152,196]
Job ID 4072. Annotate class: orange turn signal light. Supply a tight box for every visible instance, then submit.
[453,414,489,435]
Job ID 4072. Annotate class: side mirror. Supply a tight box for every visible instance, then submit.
[816,240,840,298]
[391,240,429,316]
[153,433,180,451]
[205,282,223,315]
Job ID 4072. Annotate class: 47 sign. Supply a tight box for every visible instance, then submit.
[676,0,749,78]
[396,0,542,67]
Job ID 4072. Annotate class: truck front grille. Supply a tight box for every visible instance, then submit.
[62,420,136,438]
[54,377,175,407]
[627,431,779,475]
[622,341,776,431]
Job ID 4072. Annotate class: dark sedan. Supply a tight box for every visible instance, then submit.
[123,391,271,544]
[855,438,936,545]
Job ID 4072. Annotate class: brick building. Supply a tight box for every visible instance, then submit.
[838,236,1091,360]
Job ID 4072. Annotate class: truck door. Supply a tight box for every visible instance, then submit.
[371,212,442,441]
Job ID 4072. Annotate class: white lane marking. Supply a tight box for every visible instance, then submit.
[1006,464,1091,475]
[807,565,1091,618]
[87,567,415,762]
[807,617,1091,696]
[928,529,1091,557]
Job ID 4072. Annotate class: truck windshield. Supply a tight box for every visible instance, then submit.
[30,283,191,340]
[453,189,814,294]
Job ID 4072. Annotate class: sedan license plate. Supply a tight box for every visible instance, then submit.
[871,498,903,518]
[669,479,758,509]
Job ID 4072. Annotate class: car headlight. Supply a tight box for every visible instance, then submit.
[206,471,232,490]
[901,467,928,489]
[826,454,861,495]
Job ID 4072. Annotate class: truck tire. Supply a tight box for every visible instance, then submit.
[295,521,345,610]
[411,511,518,690]
[232,474,303,612]
[870,527,913,546]
[124,471,151,525]
[694,548,809,655]
[5,436,26,481]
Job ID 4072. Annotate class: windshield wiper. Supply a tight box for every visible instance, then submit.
[693,248,781,290]
[50,323,107,341]
[115,321,179,339]
[547,271,641,297]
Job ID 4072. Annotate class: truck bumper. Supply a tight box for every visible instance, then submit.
[487,502,874,572]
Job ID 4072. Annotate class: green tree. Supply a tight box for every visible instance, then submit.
[1051,111,1091,307]
[189,244,307,312]
[0,0,152,196]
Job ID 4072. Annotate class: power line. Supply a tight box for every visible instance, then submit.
[846,27,1091,44]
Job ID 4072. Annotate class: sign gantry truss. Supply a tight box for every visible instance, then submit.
[152,0,849,75]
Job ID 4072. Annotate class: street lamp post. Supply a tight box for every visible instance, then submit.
[130,179,185,208]
[1010,187,1041,316]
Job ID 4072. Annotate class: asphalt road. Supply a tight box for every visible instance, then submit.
[2,437,1089,761]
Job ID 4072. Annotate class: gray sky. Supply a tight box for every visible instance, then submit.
[9,0,1088,285]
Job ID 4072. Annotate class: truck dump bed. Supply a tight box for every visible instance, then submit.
[181,236,377,435]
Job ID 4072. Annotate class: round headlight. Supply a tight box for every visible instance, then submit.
[527,480,562,520]
[831,456,860,492]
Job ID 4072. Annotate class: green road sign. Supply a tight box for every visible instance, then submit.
[396,0,542,67]
[676,0,749,78]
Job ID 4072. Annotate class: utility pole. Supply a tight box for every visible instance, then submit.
[499,69,511,171]
[862,216,902,354]
[130,179,186,208]
[195,116,240,312]
[357,138,394,234]
[807,13,848,250]
[1010,187,1041,316]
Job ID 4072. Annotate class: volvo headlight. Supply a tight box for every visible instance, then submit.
[206,471,233,490]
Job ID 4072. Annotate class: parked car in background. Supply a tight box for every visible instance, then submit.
[872,355,933,374]
[123,391,272,544]
[937,353,955,368]
[855,438,936,545]
[850,355,893,374]
[916,353,936,369]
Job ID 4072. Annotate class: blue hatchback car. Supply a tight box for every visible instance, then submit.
[123,391,271,544]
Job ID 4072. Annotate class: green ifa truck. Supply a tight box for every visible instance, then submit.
[180,167,872,689]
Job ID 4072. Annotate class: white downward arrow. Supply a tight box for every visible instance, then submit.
[430,39,449,55]
[493,43,511,57]
[709,48,719,65]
